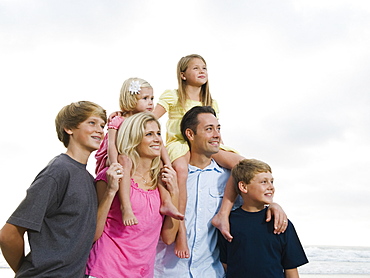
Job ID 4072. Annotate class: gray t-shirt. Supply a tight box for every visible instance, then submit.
[7,154,98,278]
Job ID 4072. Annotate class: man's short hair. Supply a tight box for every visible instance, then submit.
[180,106,217,146]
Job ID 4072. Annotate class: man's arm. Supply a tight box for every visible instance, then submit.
[266,202,288,234]
[0,223,27,272]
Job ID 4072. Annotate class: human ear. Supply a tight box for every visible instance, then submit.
[185,128,194,141]
[238,181,248,193]
[64,127,73,135]
[180,72,186,80]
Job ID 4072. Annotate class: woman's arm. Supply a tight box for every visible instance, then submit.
[0,223,27,272]
[160,165,181,244]
[94,163,122,241]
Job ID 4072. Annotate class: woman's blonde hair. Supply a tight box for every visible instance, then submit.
[119,77,152,113]
[116,112,161,187]
[176,54,213,110]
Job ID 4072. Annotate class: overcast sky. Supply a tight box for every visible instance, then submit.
[0,0,369,248]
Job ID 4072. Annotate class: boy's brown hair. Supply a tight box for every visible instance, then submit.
[55,101,107,147]
[231,159,272,194]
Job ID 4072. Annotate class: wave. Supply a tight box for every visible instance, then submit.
[300,245,370,274]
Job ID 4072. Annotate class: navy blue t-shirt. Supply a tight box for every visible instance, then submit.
[218,207,308,278]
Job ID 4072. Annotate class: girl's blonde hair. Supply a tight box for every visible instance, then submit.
[116,112,161,187]
[176,54,213,110]
[119,77,152,113]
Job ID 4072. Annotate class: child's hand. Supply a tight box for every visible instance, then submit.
[106,163,124,194]
[161,165,178,195]
[108,111,123,122]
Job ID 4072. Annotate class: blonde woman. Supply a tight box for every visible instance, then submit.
[86,112,180,278]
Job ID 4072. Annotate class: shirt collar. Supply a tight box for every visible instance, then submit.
[188,159,224,174]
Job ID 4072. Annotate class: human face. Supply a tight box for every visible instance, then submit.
[181,58,208,87]
[242,172,275,211]
[136,121,163,159]
[67,116,105,153]
[134,87,154,113]
[189,113,221,157]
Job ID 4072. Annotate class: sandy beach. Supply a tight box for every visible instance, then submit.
[1,269,370,278]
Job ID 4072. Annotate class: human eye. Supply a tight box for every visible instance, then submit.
[145,132,153,136]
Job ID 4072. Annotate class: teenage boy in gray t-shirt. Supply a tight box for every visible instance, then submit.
[0,101,123,278]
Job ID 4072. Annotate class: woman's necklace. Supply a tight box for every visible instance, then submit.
[136,172,148,184]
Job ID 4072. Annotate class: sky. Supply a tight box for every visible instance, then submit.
[0,0,369,248]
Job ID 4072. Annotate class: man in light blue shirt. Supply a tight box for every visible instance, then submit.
[155,106,232,277]
[154,106,286,277]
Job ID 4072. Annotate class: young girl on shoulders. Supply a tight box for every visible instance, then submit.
[95,77,183,226]
[153,54,245,259]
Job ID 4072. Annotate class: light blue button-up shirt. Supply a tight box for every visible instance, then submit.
[154,159,230,278]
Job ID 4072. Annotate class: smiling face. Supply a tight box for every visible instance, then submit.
[66,116,105,154]
[180,58,208,87]
[240,172,275,212]
[136,120,162,159]
[187,112,221,157]
[134,87,154,113]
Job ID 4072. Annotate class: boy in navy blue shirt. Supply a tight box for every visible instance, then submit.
[218,159,308,278]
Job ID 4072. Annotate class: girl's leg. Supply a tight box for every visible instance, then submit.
[211,150,245,241]
[117,155,138,226]
[172,152,190,259]
[158,184,184,220]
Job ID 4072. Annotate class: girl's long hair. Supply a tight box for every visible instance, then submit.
[176,54,213,111]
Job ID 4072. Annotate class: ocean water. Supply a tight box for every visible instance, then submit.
[1,245,370,274]
[300,245,370,274]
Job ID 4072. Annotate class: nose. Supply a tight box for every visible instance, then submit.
[153,133,162,143]
[96,124,104,134]
[212,128,220,138]
[268,181,274,190]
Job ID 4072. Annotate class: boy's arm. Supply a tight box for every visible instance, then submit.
[107,128,119,165]
[266,202,288,234]
[284,268,299,278]
[94,163,122,241]
[0,223,27,272]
